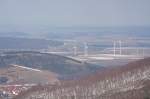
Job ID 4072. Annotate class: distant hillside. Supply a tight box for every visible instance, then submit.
[0,51,101,78]
[15,58,150,99]
[0,32,28,38]
[0,37,63,49]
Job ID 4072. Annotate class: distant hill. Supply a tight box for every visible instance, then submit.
[0,51,101,79]
[0,37,63,49]
[44,27,150,39]
[0,32,28,38]
[15,57,150,99]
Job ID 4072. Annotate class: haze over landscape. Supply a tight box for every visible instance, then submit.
[0,0,150,32]
[0,0,150,99]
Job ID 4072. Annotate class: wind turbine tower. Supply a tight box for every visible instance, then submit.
[113,41,116,56]
[84,42,88,57]
[119,40,122,55]
[73,45,77,56]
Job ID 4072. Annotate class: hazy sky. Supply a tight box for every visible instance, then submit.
[0,0,150,28]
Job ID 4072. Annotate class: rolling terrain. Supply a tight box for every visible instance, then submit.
[0,37,63,50]
[14,57,150,99]
[0,51,101,85]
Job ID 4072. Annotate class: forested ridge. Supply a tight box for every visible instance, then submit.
[14,58,150,99]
